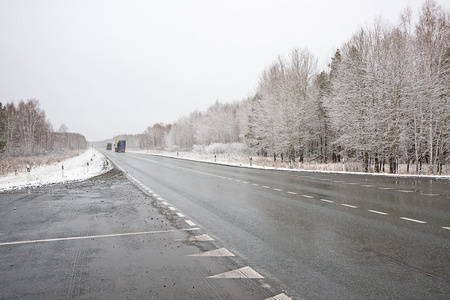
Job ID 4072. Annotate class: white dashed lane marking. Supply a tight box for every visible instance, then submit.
[286,191,297,195]
[265,293,292,300]
[442,227,450,230]
[302,194,313,198]
[178,234,214,241]
[207,266,264,279]
[341,204,358,208]
[168,206,176,211]
[185,220,196,226]
[189,248,235,257]
[368,210,388,215]
[273,188,282,192]
[176,212,185,217]
[400,217,427,224]
[320,199,334,203]
[262,186,270,189]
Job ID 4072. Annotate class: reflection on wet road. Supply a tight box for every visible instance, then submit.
[104,151,450,299]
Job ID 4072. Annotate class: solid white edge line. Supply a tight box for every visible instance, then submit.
[367,210,388,215]
[400,217,427,224]
[0,228,201,246]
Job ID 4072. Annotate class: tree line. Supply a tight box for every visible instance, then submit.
[0,99,87,157]
[122,1,449,174]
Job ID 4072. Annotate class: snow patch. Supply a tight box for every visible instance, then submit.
[0,149,112,192]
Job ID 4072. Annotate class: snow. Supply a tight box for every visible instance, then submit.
[129,149,450,180]
[0,149,112,192]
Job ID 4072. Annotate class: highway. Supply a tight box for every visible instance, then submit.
[103,151,450,299]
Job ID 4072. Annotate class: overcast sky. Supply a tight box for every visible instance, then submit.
[0,0,442,141]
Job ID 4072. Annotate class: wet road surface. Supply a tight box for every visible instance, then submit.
[0,169,285,299]
[103,151,450,299]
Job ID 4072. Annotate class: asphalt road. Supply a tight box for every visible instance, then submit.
[103,151,450,299]
[0,168,284,299]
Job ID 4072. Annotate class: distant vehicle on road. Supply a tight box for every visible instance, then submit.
[115,140,126,153]
[106,143,112,151]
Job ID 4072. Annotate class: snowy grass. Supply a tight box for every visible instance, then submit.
[0,149,112,192]
[129,148,450,179]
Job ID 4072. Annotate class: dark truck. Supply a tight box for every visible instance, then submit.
[106,143,112,150]
[115,140,126,152]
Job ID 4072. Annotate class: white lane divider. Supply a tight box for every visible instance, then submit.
[273,188,282,192]
[161,201,169,205]
[341,203,358,209]
[302,194,313,198]
[168,206,176,211]
[176,212,185,217]
[320,199,334,203]
[442,227,450,230]
[262,186,270,189]
[368,210,388,215]
[207,266,264,279]
[400,217,427,224]
[189,248,235,257]
[286,191,297,195]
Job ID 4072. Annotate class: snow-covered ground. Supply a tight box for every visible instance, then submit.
[129,149,450,180]
[0,149,112,192]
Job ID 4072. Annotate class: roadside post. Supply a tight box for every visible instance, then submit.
[62,164,64,179]
[87,162,89,173]
[26,164,30,182]
[214,155,217,162]
[250,157,252,167]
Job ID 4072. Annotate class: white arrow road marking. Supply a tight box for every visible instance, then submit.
[265,293,292,300]
[189,248,235,257]
[207,266,264,279]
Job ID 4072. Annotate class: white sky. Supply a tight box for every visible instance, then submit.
[0,0,441,141]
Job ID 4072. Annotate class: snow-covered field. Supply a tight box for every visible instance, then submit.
[0,149,112,192]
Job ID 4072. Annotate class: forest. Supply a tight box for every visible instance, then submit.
[119,1,449,174]
[0,99,87,158]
